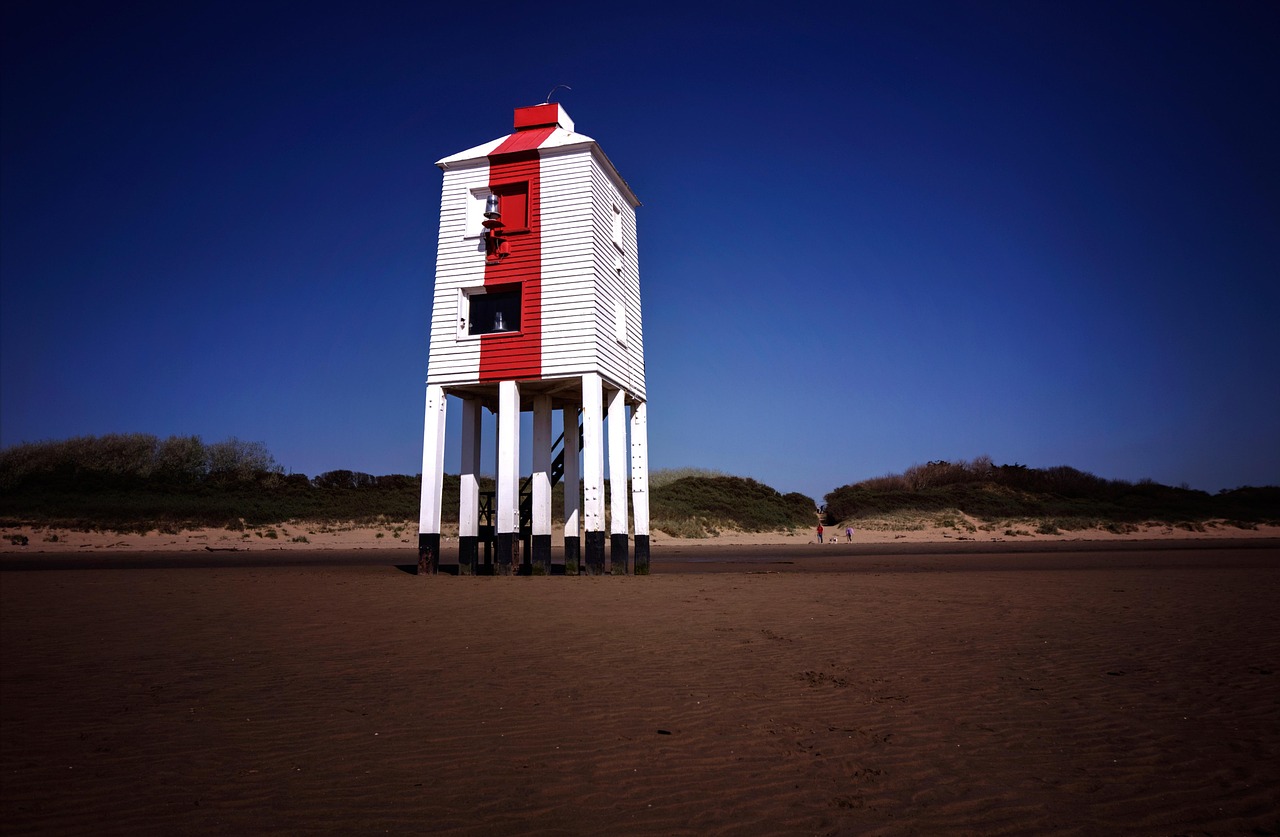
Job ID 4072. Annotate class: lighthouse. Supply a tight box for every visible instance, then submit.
[418,104,648,576]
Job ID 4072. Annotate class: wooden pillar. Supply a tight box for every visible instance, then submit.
[417,384,447,575]
[582,373,606,575]
[457,397,481,575]
[496,380,520,575]
[562,406,581,574]
[630,400,650,575]
[531,394,553,575]
[607,387,629,574]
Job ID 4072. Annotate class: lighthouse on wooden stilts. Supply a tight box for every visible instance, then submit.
[417,104,649,576]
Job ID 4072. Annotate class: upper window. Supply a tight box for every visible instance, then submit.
[465,188,491,239]
[465,182,530,238]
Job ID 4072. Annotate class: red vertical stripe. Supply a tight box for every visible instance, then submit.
[478,127,554,382]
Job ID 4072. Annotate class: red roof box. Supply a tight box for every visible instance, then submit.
[514,103,574,133]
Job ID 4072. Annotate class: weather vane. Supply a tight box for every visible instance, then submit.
[545,84,572,103]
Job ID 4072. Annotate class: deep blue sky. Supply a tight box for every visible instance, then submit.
[3,1,1278,502]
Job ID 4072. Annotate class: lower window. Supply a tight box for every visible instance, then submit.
[465,285,521,336]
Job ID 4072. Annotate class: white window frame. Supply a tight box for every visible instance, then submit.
[464,187,492,240]
[457,285,522,340]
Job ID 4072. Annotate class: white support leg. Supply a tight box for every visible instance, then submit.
[607,387,630,574]
[497,380,520,574]
[562,405,581,573]
[581,373,606,575]
[458,397,481,574]
[630,400,650,574]
[417,384,447,574]
[531,394,552,573]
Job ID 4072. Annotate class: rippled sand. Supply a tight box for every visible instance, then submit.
[3,545,1278,835]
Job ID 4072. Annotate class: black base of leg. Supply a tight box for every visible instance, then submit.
[532,534,552,575]
[458,535,478,576]
[634,534,650,575]
[610,533,629,575]
[417,533,439,576]
[496,532,515,575]
[564,536,581,575]
[585,531,606,575]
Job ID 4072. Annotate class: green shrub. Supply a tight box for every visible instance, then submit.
[825,459,1279,528]
[650,476,815,534]
[5,435,1277,536]
[653,517,711,538]
[648,467,728,488]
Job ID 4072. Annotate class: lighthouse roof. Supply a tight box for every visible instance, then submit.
[436,104,638,206]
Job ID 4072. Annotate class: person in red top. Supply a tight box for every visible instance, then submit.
[817,523,824,544]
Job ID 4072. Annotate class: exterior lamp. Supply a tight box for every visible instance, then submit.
[482,193,508,262]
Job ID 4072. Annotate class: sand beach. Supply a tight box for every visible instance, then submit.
[3,534,1278,835]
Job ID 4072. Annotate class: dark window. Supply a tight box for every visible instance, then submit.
[468,287,521,335]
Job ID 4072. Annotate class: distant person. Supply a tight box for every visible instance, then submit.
[845,526,854,543]
[816,523,824,544]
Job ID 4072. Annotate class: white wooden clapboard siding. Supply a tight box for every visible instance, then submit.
[585,156,645,400]
[425,119,644,398]
[538,148,597,380]
[426,162,486,385]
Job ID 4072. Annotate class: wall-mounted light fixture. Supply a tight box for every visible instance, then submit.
[482,194,509,262]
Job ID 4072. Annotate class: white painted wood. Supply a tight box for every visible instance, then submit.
[587,162,646,400]
[535,147,646,399]
[426,123,645,398]
[417,384,447,535]
[436,124,639,210]
[421,111,650,555]
[435,136,505,168]
[532,395,552,537]
[536,151,597,383]
[459,397,481,538]
[426,162,487,387]
[562,406,580,538]
[497,381,520,535]
[608,386,629,537]
[581,373,604,533]
[630,400,649,538]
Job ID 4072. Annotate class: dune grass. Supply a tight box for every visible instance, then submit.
[823,458,1278,531]
[2,438,1276,537]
